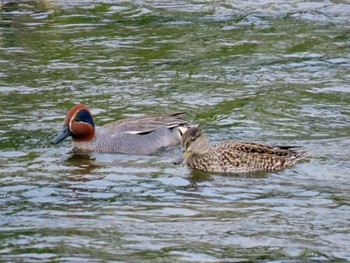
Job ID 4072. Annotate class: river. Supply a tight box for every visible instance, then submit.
[1,0,350,262]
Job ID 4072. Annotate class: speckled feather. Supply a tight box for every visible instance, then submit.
[181,127,307,173]
[186,141,307,173]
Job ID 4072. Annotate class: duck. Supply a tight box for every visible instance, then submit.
[177,126,307,173]
[52,104,193,154]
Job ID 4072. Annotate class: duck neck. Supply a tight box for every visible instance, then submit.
[194,135,210,155]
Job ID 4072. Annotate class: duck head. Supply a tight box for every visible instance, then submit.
[52,104,95,144]
[174,126,210,164]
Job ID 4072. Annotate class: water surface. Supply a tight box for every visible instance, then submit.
[1,0,350,262]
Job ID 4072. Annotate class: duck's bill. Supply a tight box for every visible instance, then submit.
[52,126,72,144]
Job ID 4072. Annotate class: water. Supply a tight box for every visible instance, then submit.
[1,0,350,262]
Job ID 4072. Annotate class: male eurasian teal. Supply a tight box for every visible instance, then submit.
[177,127,307,173]
[52,104,193,154]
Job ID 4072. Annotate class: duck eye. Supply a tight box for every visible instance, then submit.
[74,109,94,127]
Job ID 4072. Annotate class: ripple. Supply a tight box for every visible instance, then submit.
[1,0,350,261]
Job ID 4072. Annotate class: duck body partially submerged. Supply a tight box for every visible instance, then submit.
[52,104,193,155]
[179,127,307,173]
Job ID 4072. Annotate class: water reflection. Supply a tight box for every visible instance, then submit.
[63,153,105,181]
[187,169,213,185]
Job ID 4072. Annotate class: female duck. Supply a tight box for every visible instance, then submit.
[178,127,307,173]
[52,104,192,154]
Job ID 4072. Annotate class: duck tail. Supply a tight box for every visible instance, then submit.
[295,150,308,160]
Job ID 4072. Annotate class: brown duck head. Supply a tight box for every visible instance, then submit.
[52,104,95,144]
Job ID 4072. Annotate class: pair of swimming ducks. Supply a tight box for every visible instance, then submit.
[52,104,307,173]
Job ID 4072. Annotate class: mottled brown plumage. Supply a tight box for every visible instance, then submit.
[179,127,307,173]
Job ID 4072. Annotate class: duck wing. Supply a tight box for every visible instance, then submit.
[94,112,193,154]
[103,112,189,134]
[220,141,306,158]
[210,141,307,172]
